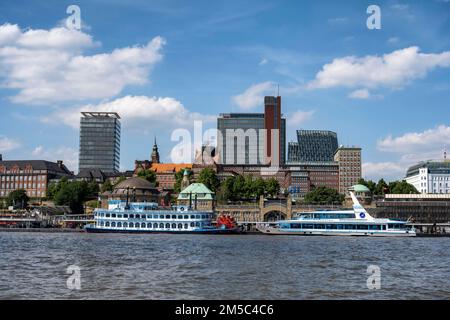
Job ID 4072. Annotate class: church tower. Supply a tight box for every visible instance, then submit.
[151,137,160,164]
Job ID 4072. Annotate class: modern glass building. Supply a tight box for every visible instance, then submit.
[217,96,286,166]
[288,130,338,163]
[79,112,121,173]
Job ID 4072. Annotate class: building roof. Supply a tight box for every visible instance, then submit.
[350,184,371,193]
[178,183,214,200]
[0,160,72,175]
[114,177,156,190]
[406,160,450,177]
[76,169,106,180]
[151,163,192,173]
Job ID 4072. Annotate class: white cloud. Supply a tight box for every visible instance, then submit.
[0,23,165,104]
[348,89,371,99]
[364,125,450,181]
[42,95,216,131]
[258,58,268,66]
[287,110,315,126]
[0,135,20,152]
[31,145,78,172]
[308,47,450,91]
[362,162,406,181]
[233,81,275,109]
[388,37,399,44]
[377,125,450,153]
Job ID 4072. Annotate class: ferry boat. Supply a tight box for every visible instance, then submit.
[85,200,240,234]
[257,192,416,237]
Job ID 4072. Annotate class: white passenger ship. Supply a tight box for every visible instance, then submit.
[85,200,240,234]
[257,192,416,237]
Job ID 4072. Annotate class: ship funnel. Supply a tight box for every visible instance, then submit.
[350,192,374,220]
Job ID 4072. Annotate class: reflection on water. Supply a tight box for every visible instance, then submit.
[0,232,449,299]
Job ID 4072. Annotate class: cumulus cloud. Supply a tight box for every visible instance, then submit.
[233,81,275,109]
[377,125,450,153]
[0,135,20,152]
[42,95,216,131]
[308,47,450,92]
[0,23,165,104]
[287,110,315,126]
[364,125,450,181]
[31,145,78,172]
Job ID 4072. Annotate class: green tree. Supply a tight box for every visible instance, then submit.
[6,189,29,208]
[220,176,236,201]
[303,186,345,205]
[358,178,376,194]
[254,177,266,198]
[375,178,389,195]
[54,181,90,214]
[137,169,157,184]
[197,168,220,192]
[265,178,280,198]
[46,176,69,200]
[174,168,193,193]
[232,175,245,199]
[101,179,113,193]
[390,180,419,194]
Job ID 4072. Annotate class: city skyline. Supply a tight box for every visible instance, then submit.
[0,0,450,182]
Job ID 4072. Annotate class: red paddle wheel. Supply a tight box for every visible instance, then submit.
[216,215,237,229]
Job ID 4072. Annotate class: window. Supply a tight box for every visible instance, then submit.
[129,222,134,228]
[165,223,170,229]
[159,223,164,228]
[117,222,122,228]
[123,222,128,228]
[147,223,152,228]
[141,223,146,228]
[184,215,189,219]
[184,223,188,229]
[190,222,195,227]
[105,222,110,227]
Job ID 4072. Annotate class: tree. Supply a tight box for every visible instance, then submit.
[232,175,245,199]
[220,176,236,202]
[303,186,345,205]
[358,178,376,194]
[46,176,69,200]
[54,181,90,214]
[254,177,266,198]
[197,168,220,192]
[137,169,157,184]
[375,178,389,195]
[174,168,193,193]
[390,180,419,194]
[101,179,113,193]
[266,178,280,198]
[6,189,29,208]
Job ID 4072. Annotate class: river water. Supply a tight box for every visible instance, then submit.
[0,232,448,300]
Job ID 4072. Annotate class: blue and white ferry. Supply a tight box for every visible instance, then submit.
[257,192,416,237]
[85,200,240,234]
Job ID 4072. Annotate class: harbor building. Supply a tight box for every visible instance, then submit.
[288,130,338,162]
[405,160,450,194]
[177,183,215,211]
[79,112,121,173]
[334,146,362,194]
[217,96,286,166]
[0,157,73,199]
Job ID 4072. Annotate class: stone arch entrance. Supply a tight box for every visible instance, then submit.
[264,211,286,222]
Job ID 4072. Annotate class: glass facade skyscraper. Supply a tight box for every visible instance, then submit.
[79,112,121,173]
[288,130,338,163]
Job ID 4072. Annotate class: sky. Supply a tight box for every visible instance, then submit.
[0,0,449,181]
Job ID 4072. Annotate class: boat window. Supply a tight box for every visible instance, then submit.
[153,223,158,228]
[201,215,206,219]
[105,222,110,227]
[178,223,183,229]
[135,223,140,228]
[135,214,140,219]
[178,215,184,219]
[315,224,325,229]
[369,225,381,230]
[171,223,176,229]
[129,222,134,228]
[191,215,195,219]
[129,214,134,219]
[118,214,122,218]
[195,222,200,227]
[148,214,153,219]
[147,223,152,228]
[166,215,171,219]
[123,222,128,228]
[303,224,313,229]
[100,221,104,227]
[111,214,116,218]
[184,215,189,219]
[117,222,122,228]
[140,223,145,228]
[184,223,188,229]
[165,223,170,229]
[171,215,176,219]
[123,214,128,218]
[291,223,302,229]
[337,224,344,229]
[190,222,195,227]
[357,225,369,230]
[106,213,110,218]
[159,223,164,228]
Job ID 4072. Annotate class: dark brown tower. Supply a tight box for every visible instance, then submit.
[151,137,160,164]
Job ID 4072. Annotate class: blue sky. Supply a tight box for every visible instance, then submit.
[0,0,449,181]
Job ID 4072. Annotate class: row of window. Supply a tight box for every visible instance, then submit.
[1,183,45,189]
[99,221,205,229]
[96,212,210,220]
[0,190,45,197]
[0,175,46,182]
[282,223,406,230]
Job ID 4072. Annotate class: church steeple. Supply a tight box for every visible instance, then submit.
[151,137,160,164]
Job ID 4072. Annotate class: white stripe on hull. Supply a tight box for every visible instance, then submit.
[258,227,416,237]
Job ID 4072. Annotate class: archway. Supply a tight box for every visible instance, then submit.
[264,211,286,222]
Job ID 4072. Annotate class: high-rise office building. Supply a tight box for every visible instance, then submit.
[217,96,286,166]
[79,112,121,173]
[288,130,338,163]
[334,146,362,194]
